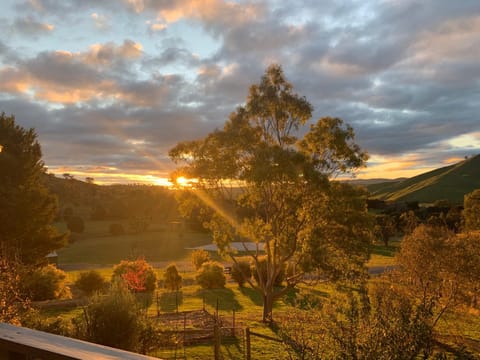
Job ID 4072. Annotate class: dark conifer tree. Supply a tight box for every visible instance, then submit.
[0,113,66,265]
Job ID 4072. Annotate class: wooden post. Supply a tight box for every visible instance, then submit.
[183,312,187,346]
[232,309,235,337]
[214,322,221,360]
[216,298,219,320]
[245,327,251,360]
[175,291,179,314]
[156,291,159,317]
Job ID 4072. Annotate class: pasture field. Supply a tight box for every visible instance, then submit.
[57,220,399,268]
[57,221,212,265]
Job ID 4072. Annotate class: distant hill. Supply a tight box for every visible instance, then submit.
[345,178,406,186]
[367,155,480,204]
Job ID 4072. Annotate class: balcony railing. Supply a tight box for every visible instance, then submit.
[0,323,161,360]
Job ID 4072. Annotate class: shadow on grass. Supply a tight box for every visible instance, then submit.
[196,288,242,311]
[221,337,243,359]
[239,286,263,306]
[157,291,183,312]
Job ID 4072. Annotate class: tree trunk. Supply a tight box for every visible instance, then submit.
[262,292,274,323]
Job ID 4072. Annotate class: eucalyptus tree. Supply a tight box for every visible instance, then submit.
[170,65,372,321]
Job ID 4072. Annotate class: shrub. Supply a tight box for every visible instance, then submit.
[191,249,210,270]
[21,265,71,301]
[252,257,285,287]
[82,281,140,351]
[109,223,125,236]
[164,264,182,291]
[112,259,157,292]
[231,259,252,287]
[66,216,85,233]
[22,311,74,337]
[195,261,226,289]
[75,270,106,296]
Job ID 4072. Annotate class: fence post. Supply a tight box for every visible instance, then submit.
[232,309,235,337]
[245,327,251,360]
[214,322,221,360]
[183,312,187,346]
[156,291,159,317]
[175,290,179,314]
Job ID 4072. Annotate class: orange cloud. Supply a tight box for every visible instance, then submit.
[357,153,436,179]
[159,0,261,25]
[83,40,143,66]
[0,67,31,93]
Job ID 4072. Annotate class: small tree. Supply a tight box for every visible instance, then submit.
[75,270,106,296]
[191,249,210,270]
[196,261,226,289]
[231,259,252,287]
[163,264,182,291]
[0,247,31,324]
[112,259,157,293]
[396,225,480,328]
[464,189,480,231]
[82,281,141,351]
[374,214,396,247]
[21,264,71,301]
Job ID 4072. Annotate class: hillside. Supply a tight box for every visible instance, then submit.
[367,155,480,204]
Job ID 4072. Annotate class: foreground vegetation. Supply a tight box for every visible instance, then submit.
[28,247,480,359]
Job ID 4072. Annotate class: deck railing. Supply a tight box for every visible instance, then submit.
[0,323,161,360]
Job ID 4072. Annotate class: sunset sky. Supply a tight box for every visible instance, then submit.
[1,0,479,184]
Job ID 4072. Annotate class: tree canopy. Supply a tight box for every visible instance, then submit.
[464,189,480,231]
[169,64,372,321]
[0,113,65,265]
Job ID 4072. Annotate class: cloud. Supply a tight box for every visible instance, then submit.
[13,16,54,36]
[0,40,148,105]
[153,0,262,28]
[83,40,143,67]
[2,0,480,183]
[91,12,110,30]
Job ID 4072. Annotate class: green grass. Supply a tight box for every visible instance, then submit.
[57,221,211,265]
[367,239,401,267]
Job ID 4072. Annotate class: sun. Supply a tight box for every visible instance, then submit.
[175,176,189,187]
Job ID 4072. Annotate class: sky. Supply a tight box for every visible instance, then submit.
[0,0,479,185]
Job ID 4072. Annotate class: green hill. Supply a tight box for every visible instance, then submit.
[367,155,480,204]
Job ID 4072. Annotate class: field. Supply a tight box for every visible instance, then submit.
[56,221,212,266]
[45,221,480,359]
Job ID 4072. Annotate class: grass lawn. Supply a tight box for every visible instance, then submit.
[57,221,212,265]
[367,238,401,268]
